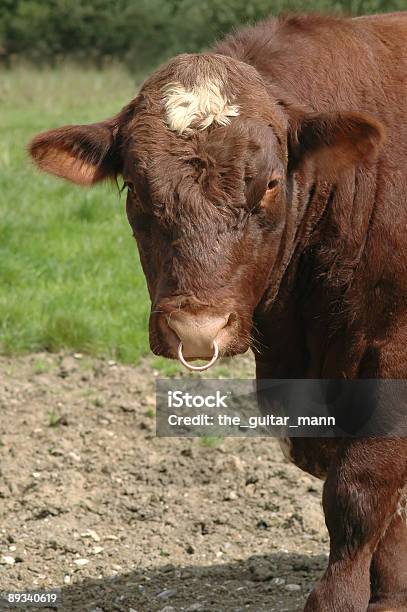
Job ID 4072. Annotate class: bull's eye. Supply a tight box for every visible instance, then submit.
[267,178,279,191]
[259,175,281,210]
[123,180,135,194]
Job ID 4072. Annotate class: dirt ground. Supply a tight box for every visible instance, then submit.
[0,352,328,612]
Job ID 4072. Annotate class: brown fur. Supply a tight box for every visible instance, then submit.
[29,12,407,611]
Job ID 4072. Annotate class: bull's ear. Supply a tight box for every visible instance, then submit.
[29,118,122,186]
[288,110,385,175]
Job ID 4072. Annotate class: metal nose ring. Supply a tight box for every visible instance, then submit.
[177,340,219,371]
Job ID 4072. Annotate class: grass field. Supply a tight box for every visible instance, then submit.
[0,65,157,364]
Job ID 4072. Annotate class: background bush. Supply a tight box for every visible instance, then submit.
[0,0,405,70]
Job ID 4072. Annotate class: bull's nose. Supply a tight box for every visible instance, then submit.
[167,311,230,359]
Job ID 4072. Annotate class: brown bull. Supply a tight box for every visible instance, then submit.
[29,12,407,611]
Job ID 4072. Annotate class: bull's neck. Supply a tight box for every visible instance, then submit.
[258,179,331,309]
[259,167,375,316]
[253,169,377,377]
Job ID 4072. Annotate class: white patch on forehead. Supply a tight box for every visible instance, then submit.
[162,78,239,135]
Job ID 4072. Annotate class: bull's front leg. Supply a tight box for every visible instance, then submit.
[304,438,407,612]
[369,506,407,611]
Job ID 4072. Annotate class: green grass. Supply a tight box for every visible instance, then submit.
[200,435,224,448]
[32,357,50,374]
[48,409,64,427]
[0,64,153,363]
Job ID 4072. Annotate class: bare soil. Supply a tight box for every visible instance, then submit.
[0,353,328,612]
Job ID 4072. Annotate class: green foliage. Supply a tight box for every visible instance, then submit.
[0,0,404,69]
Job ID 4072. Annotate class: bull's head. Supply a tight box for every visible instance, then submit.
[29,54,384,370]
